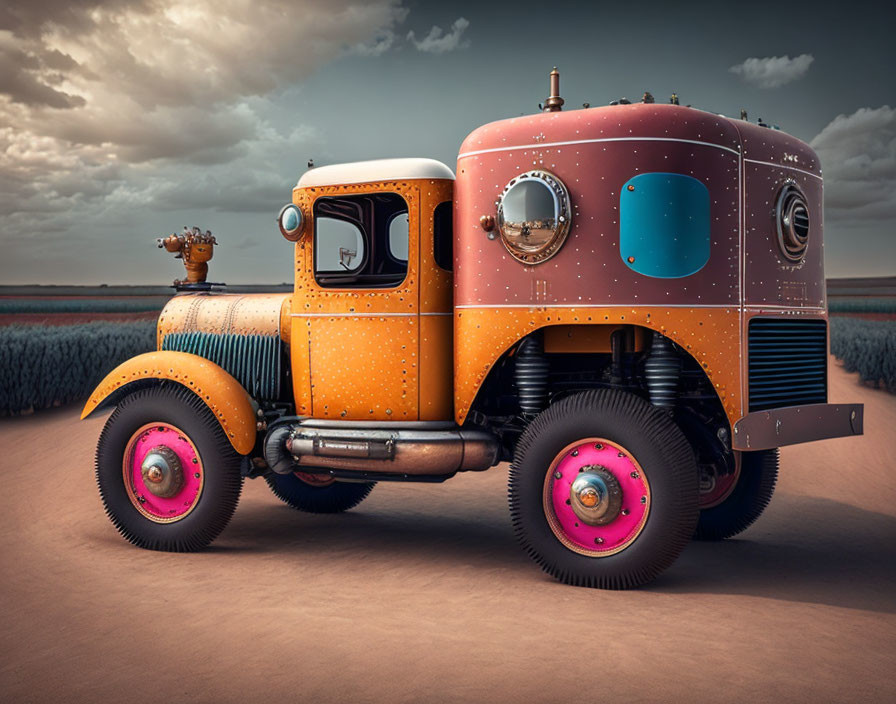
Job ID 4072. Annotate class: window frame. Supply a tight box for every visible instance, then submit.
[311,191,412,291]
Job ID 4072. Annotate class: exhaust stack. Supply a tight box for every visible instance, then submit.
[543,67,564,112]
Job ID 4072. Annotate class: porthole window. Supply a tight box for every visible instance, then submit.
[496,170,571,264]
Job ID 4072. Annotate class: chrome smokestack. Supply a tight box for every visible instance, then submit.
[543,67,564,112]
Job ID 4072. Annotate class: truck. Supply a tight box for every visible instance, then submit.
[83,70,863,589]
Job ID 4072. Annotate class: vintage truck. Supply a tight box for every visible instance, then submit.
[83,71,863,588]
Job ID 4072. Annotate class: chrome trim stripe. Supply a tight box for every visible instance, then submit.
[743,158,823,181]
[454,303,825,312]
[458,136,741,159]
[291,312,450,318]
[455,303,737,310]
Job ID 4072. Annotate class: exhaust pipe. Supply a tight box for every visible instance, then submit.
[265,420,500,477]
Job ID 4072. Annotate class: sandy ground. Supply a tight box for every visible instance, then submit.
[1,359,894,704]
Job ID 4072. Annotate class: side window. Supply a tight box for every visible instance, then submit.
[315,217,365,272]
[434,201,453,271]
[389,212,409,262]
[314,193,409,288]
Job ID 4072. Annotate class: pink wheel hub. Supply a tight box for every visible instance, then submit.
[123,423,204,523]
[543,438,650,556]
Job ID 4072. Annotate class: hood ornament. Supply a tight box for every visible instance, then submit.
[157,226,224,290]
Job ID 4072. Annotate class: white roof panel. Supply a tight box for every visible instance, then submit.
[296,158,455,188]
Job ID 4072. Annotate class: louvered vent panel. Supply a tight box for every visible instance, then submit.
[748,318,827,412]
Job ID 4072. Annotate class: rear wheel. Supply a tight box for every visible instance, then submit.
[95,385,243,551]
[509,389,699,589]
[694,449,778,540]
[265,471,375,513]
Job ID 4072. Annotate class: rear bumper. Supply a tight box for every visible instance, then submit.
[732,403,864,451]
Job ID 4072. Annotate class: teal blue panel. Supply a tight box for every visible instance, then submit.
[619,172,710,278]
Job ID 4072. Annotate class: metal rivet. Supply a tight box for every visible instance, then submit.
[618,452,625,458]
[554,471,562,479]
[621,509,629,515]
[627,185,635,191]
[640,496,647,504]
[565,499,571,505]
[192,457,198,464]
[630,472,639,479]
[194,472,200,479]
[138,496,146,503]
[571,450,579,457]
[594,537,604,544]
[594,443,603,450]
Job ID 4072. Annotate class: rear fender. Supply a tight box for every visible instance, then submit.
[81,351,257,455]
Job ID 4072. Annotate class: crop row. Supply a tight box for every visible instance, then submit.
[828,297,896,314]
[829,317,896,391]
[0,321,156,415]
[0,297,171,314]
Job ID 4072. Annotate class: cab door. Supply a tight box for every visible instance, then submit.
[294,184,420,420]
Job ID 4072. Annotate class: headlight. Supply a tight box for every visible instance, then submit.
[496,170,571,264]
[775,183,809,262]
[278,203,304,241]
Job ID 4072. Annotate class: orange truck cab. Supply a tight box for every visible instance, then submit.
[84,71,863,588]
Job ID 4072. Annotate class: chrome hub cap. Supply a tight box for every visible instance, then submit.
[140,445,184,498]
[569,465,623,526]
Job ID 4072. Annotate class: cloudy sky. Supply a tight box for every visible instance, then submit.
[2,0,894,284]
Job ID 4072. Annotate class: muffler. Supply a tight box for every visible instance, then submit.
[265,420,500,478]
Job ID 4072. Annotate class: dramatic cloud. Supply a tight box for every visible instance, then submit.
[810,105,896,222]
[407,17,469,54]
[0,1,409,225]
[729,54,814,88]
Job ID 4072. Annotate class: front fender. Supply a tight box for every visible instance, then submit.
[81,351,257,455]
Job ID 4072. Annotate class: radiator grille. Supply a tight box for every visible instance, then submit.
[163,332,282,401]
[748,318,827,412]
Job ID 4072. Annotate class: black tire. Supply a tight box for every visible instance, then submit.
[509,389,699,589]
[95,385,243,551]
[694,449,778,541]
[265,473,374,513]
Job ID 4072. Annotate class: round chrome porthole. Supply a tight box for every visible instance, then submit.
[496,170,572,264]
[775,184,810,262]
[278,203,304,242]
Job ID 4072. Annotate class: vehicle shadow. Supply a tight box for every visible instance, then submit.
[216,490,896,613]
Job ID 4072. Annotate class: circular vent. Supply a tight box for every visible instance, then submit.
[775,184,810,262]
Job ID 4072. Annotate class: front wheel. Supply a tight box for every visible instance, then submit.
[95,385,243,551]
[509,390,699,589]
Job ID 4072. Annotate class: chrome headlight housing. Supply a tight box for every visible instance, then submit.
[496,170,572,264]
[278,203,304,242]
[775,183,810,262]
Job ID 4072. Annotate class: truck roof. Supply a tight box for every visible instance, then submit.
[296,158,455,188]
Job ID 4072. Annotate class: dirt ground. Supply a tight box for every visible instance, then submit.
[1,359,894,704]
